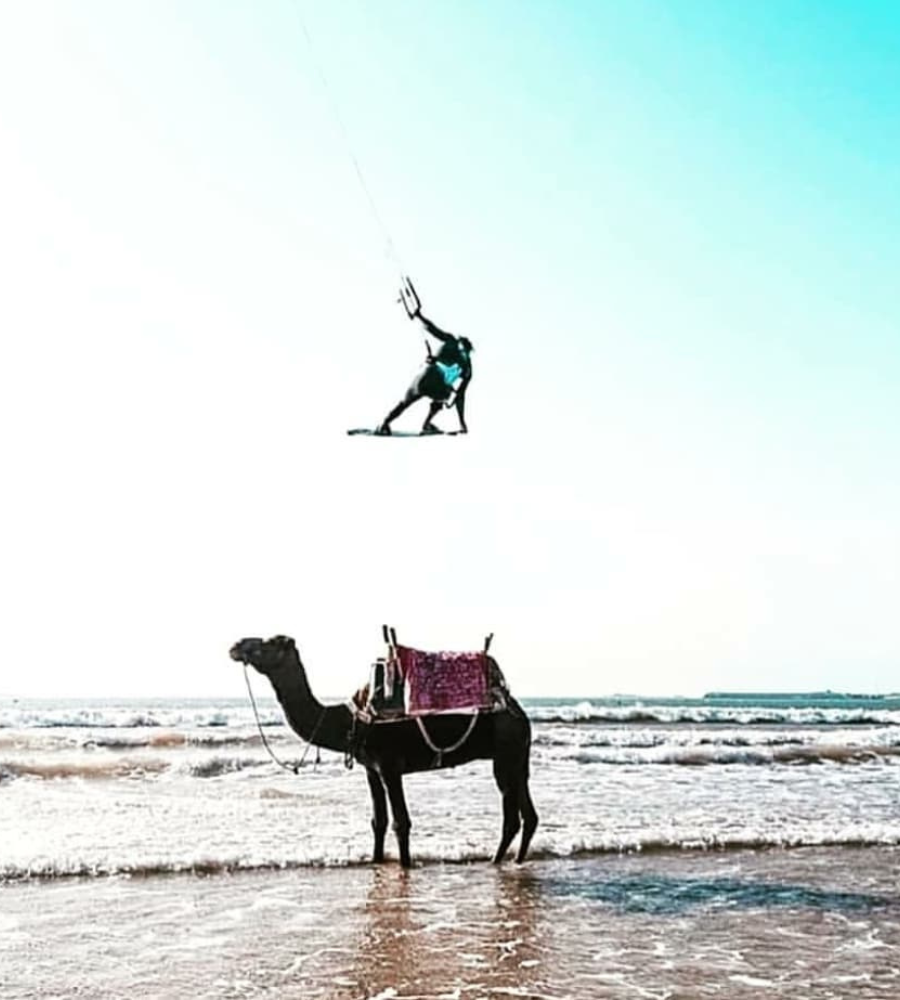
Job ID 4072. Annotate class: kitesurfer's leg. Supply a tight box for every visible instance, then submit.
[377,394,414,434]
[377,383,423,435]
[421,398,444,434]
[377,366,441,434]
[419,366,451,434]
[455,387,468,434]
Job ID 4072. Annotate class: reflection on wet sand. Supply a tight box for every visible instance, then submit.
[279,864,551,999]
[241,850,900,999]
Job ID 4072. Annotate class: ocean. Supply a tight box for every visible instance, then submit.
[2,692,899,998]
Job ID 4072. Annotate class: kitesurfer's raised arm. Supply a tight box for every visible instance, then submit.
[417,313,453,342]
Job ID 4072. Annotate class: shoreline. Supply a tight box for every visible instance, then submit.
[4,837,900,886]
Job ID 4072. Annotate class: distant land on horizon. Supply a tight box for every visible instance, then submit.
[703,690,897,701]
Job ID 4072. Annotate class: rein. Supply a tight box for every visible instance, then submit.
[243,665,323,774]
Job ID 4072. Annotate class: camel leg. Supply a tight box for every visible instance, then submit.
[491,761,521,864]
[366,767,388,863]
[515,778,539,863]
[382,769,412,868]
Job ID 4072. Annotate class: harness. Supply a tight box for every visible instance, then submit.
[435,360,463,386]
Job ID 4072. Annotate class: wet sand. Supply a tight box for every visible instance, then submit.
[2,846,899,999]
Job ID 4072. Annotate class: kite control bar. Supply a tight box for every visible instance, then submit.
[398,276,433,361]
[398,276,421,319]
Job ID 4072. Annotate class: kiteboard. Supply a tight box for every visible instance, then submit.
[347,428,464,437]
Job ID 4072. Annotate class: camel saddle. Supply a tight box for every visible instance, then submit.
[354,633,508,722]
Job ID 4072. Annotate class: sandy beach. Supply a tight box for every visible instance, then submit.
[3,846,899,999]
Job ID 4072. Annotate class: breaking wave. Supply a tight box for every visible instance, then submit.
[5,697,900,733]
[529,704,900,727]
[4,833,900,883]
[0,701,282,730]
[0,752,300,782]
[185,756,271,778]
[560,743,900,767]
[0,759,170,781]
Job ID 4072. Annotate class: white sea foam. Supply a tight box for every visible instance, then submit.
[0,699,283,730]
[527,702,900,727]
[3,695,900,882]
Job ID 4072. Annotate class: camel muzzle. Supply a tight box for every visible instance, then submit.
[229,641,254,664]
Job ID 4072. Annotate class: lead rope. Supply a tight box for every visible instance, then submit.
[243,665,323,774]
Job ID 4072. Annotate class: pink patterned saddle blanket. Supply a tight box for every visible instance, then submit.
[399,645,492,715]
[357,645,508,719]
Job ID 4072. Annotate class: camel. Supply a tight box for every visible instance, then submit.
[229,634,538,867]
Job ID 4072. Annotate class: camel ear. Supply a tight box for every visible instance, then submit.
[272,635,294,650]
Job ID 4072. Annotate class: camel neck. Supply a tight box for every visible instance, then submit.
[269,662,353,755]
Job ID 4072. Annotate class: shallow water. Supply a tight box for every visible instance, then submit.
[2,695,900,879]
[2,848,899,999]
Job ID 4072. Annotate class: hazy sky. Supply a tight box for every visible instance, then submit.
[1,1,897,699]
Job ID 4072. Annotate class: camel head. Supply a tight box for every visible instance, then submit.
[229,635,299,676]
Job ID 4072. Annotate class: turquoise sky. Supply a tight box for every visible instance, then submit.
[0,1,897,697]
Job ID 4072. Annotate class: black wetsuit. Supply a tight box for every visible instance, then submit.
[414,335,472,401]
[377,315,473,434]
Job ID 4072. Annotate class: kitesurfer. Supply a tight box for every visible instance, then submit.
[376,309,473,435]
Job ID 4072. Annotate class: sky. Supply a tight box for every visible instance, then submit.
[1,0,897,699]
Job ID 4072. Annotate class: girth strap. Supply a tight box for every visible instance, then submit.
[415,714,479,768]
